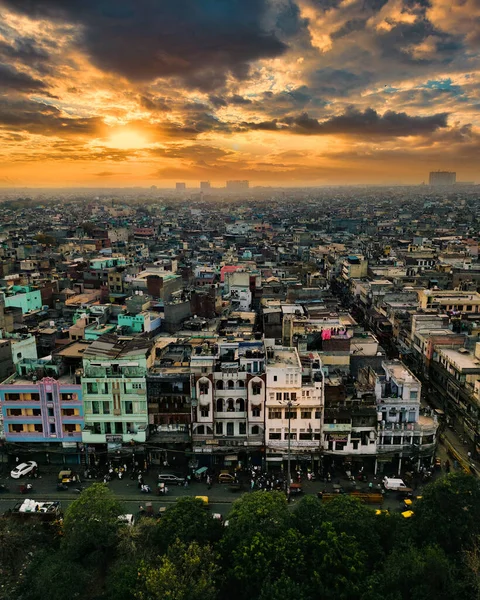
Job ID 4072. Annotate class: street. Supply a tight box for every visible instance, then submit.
[0,445,463,518]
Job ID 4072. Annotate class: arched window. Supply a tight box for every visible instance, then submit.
[216,398,223,412]
[227,379,234,389]
[216,380,223,390]
[252,425,260,435]
[236,398,245,412]
[227,398,234,412]
[238,380,245,388]
[196,425,205,434]
[199,380,209,395]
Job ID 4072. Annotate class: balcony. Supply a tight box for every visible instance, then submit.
[215,411,247,418]
[4,415,43,421]
[214,389,246,397]
[150,424,190,443]
[268,440,321,449]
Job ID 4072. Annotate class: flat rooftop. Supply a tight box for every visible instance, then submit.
[438,348,480,372]
[266,347,301,369]
[383,360,420,385]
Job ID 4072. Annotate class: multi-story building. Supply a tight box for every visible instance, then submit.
[417,289,480,314]
[0,359,83,463]
[81,335,154,453]
[370,360,438,474]
[191,339,266,469]
[147,342,192,465]
[265,346,323,473]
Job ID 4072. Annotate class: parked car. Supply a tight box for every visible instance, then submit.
[11,461,37,479]
[218,473,236,484]
[157,474,185,486]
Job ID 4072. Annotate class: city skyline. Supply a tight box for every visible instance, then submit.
[0,0,479,187]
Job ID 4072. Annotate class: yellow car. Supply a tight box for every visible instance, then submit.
[401,510,414,519]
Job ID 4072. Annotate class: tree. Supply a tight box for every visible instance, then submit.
[229,528,306,600]
[136,540,219,600]
[414,472,480,555]
[320,495,386,565]
[292,495,325,535]
[20,551,90,600]
[305,522,366,600]
[222,491,291,554]
[364,545,460,600]
[61,483,124,564]
[156,497,221,552]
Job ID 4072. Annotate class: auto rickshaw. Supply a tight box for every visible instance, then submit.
[401,510,414,519]
[195,496,209,509]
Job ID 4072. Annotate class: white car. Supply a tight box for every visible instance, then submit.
[10,461,37,479]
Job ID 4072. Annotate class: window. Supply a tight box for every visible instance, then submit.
[216,380,223,390]
[227,380,234,389]
[252,405,261,417]
[283,392,290,401]
[196,425,205,435]
[285,410,297,419]
[227,399,234,412]
[410,390,418,400]
[215,422,223,435]
[273,375,277,382]
[199,382,209,395]
[17,352,22,359]
[335,441,347,451]
[352,440,359,450]
[115,422,123,434]
[301,411,311,419]
[238,380,245,388]
[34,424,43,433]
[46,393,53,402]
[236,398,245,412]
[299,432,312,440]
[291,392,296,401]
[200,406,210,418]
[252,383,261,395]
[268,409,281,419]
[252,425,260,435]
[226,422,234,436]
[92,401,99,415]
[47,408,54,417]
[269,431,281,440]
[103,401,110,414]
[276,392,282,401]
[239,422,246,434]
[216,399,223,412]
[284,432,297,440]
[87,382,98,394]
[132,383,143,390]
[125,401,133,415]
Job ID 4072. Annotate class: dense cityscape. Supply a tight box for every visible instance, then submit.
[0,183,478,598]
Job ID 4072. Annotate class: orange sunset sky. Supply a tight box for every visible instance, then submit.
[0,0,479,187]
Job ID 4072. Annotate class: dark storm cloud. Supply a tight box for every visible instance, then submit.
[0,63,49,92]
[0,98,101,135]
[309,69,373,98]
[2,0,291,89]
[243,108,449,136]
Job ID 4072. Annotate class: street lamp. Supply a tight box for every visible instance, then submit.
[281,398,298,492]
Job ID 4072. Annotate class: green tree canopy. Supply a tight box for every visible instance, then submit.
[414,472,480,555]
[61,483,124,564]
[136,540,219,600]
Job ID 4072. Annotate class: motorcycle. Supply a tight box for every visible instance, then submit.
[140,484,151,493]
[57,483,69,491]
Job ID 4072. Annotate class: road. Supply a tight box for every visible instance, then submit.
[0,463,454,518]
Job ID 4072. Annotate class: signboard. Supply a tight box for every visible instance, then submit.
[106,434,123,443]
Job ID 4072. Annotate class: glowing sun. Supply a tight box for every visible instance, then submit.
[107,129,149,149]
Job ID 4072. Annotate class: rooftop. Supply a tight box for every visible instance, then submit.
[383,360,420,385]
[266,347,301,369]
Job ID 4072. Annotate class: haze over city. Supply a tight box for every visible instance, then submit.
[0,0,478,188]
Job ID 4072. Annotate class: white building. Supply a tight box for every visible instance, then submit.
[375,360,438,474]
[265,346,323,472]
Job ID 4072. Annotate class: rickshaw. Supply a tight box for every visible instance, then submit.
[289,483,303,495]
[195,496,209,509]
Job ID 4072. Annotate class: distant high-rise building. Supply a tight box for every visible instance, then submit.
[226,180,249,191]
[176,182,186,191]
[200,181,211,190]
[429,171,456,186]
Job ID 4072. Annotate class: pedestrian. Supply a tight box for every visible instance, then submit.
[184,478,189,488]
[251,479,255,490]
[124,463,128,473]
[468,451,472,460]
[118,471,123,480]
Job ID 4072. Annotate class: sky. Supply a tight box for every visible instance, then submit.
[0,0,479,187]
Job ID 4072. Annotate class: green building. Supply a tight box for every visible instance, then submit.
[4,286,42,314]
[81,334,154,447]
